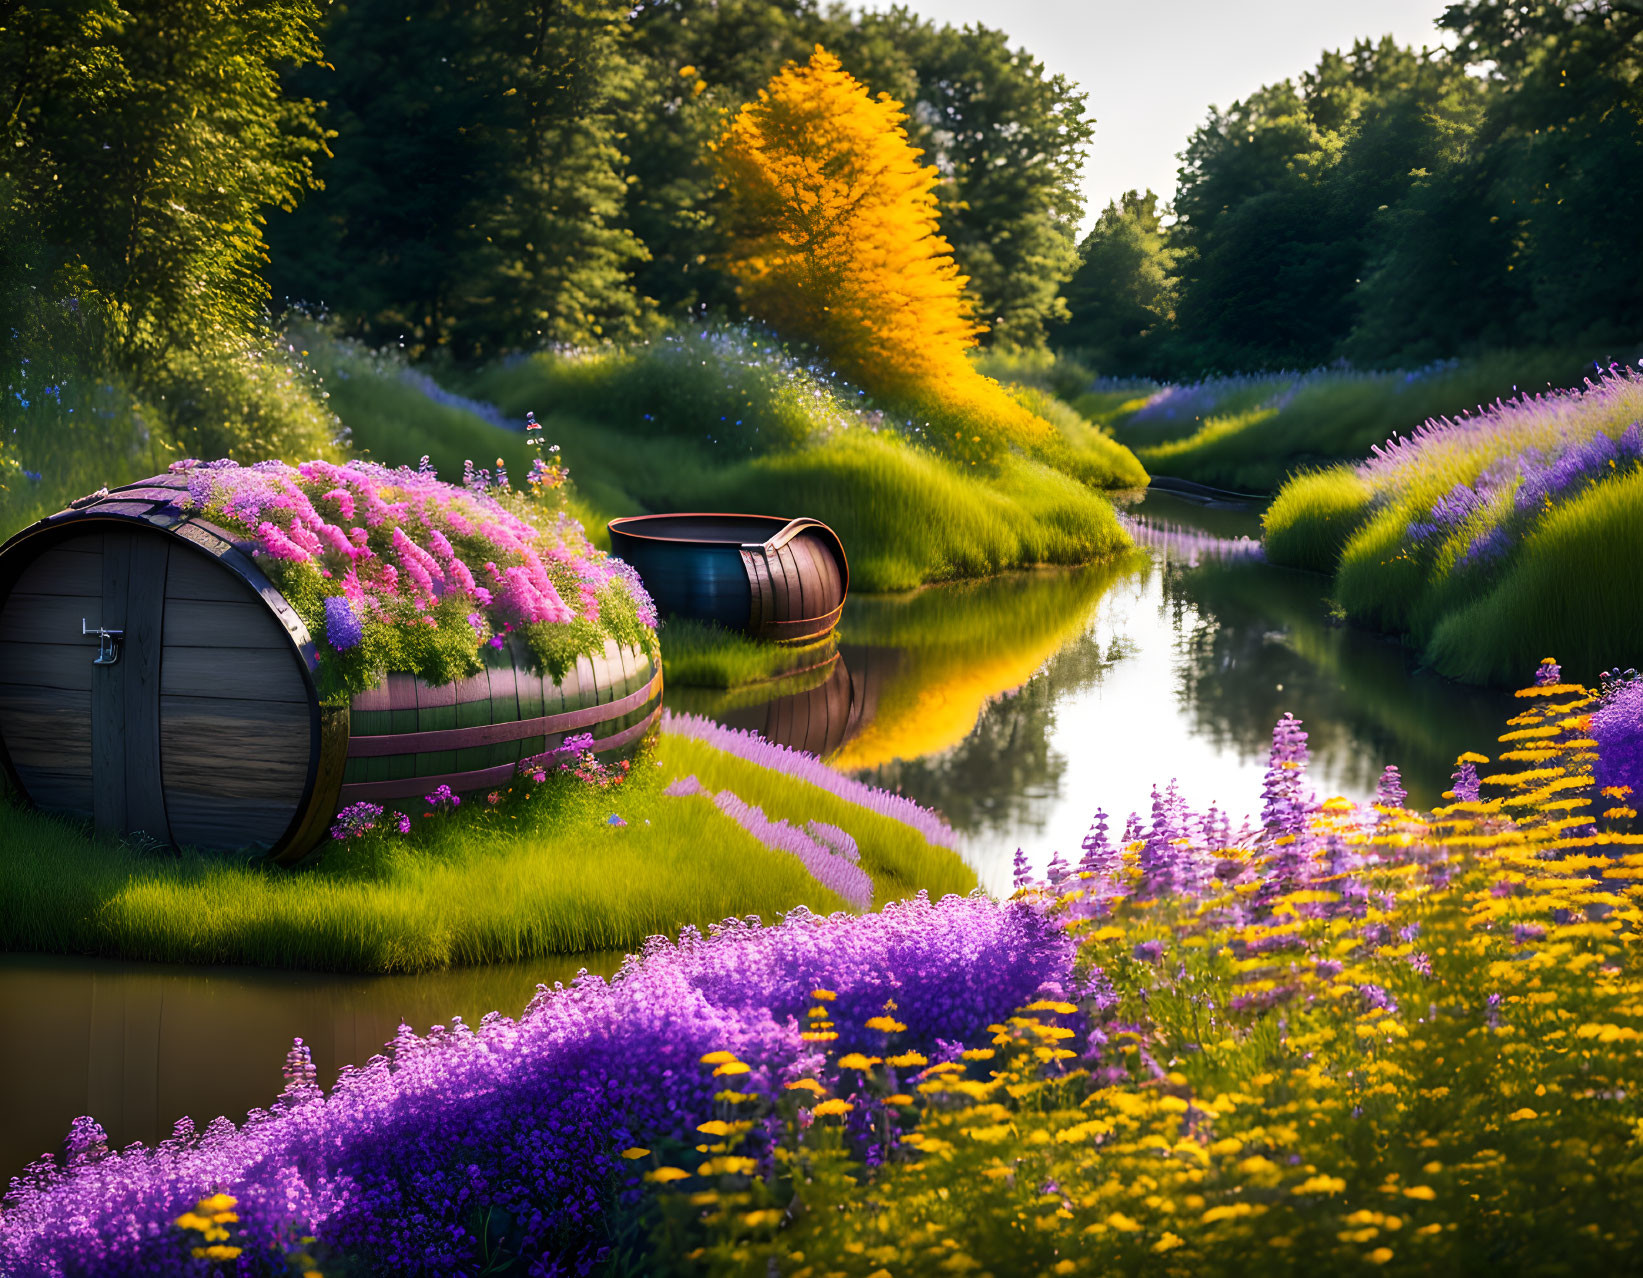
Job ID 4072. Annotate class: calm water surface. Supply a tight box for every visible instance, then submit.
[1,490,1512,1179]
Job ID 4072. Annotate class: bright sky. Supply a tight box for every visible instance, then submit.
[870,0,1458,227]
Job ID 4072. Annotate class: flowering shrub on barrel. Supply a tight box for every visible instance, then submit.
[171,456,656,697]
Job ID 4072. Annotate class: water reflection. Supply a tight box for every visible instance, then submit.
[666,651,871,759]
[689,489,1513,896]
[1164,552,1512,812]
[0,951,623,1180]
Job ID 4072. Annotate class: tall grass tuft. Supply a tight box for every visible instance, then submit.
[1261,466,1374,573]
[1266,366,1643,683]
[318,324,1139,590]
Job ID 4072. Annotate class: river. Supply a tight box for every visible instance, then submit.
[0,489,1513,1181]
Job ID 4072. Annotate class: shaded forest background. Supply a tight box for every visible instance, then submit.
[3,0,1641,439]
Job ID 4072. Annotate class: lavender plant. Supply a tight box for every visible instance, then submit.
[0,894,1071,1276]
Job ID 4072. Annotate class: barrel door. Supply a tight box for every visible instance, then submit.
[0,528,312,848]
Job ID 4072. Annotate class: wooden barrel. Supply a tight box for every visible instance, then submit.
[608,513,848,644]
[0,475,662,863]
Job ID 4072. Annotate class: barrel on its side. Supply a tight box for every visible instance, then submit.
[608,513,848,644]
[0,475,661,863]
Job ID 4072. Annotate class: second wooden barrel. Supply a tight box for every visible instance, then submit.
[608,513,848,644]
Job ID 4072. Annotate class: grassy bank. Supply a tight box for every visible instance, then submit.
[1082,350,1594,492]
[0,731,975,973]
[1263,369,1643,684]
[443,326,1140,590]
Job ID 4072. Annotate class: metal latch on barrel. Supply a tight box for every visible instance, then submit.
[81,619,123,665]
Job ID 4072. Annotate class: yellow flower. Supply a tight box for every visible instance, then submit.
[696,1121,731,1137]
[1152,1232,1185,1253]
[812,1098,854,1117]
[1401,1185,1436,1201]
[742,1209,783,1228]
[885,1093,914,1105]
[810,989,837,1001]
[886,1051,928,1068]
[619,1147,650,1160]
[1105,1211,1142,1232]
[697,1155,758,1176]
[1507,1107,1539,1121]
[865,1016,907,1033]
[785,1078,825,1094]
[1368,1248,1394,1265]
[712,1060,751,1076]
[837,1053,882,1070]
[699,1050,738,1065]
[1024,1000,1077,1014]
[678,64,698,78]
[197,1193,236,1214]
[646,1167,691,1183]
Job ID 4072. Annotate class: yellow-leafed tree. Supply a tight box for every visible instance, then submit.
[712,45,1147,480]
[713,46,978,395]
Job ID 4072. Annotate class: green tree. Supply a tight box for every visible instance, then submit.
[270,0,648,358]
[1056,190,1176,374]
[622,0,818,315]
[1166,38,1487,370]
[2,0,328,368]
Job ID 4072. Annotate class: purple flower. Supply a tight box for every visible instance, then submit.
[1375,764,1407,811]
[323,595,363,652]
[328,800,382,840]
[424,784,460,811]
[0,895,1073,1275]
[1451,760,1481,803]
[1592,676,1643,797]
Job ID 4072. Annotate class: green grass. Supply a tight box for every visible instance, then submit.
[1261,367,1643,685]
[659,619,837,689]
[1093,350,1590,492]
[0,730,974,972]
[1261,466,1374,573]
[1420,468,1643,684]
[660,735,977,906]
[299,325,1143,591]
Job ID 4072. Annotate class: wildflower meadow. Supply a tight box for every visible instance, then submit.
[5,2,1642,1275]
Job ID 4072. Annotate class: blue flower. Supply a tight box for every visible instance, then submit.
[324,595,363,651]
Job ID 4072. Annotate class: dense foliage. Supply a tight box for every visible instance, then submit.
[1263,368,1643,683]
[1061,3,1643,374]
[0,0,340,482]
[266,0,1091,356]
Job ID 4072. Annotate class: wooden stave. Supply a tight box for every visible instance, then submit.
[0,477,660,864]
[338,634,662,802]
